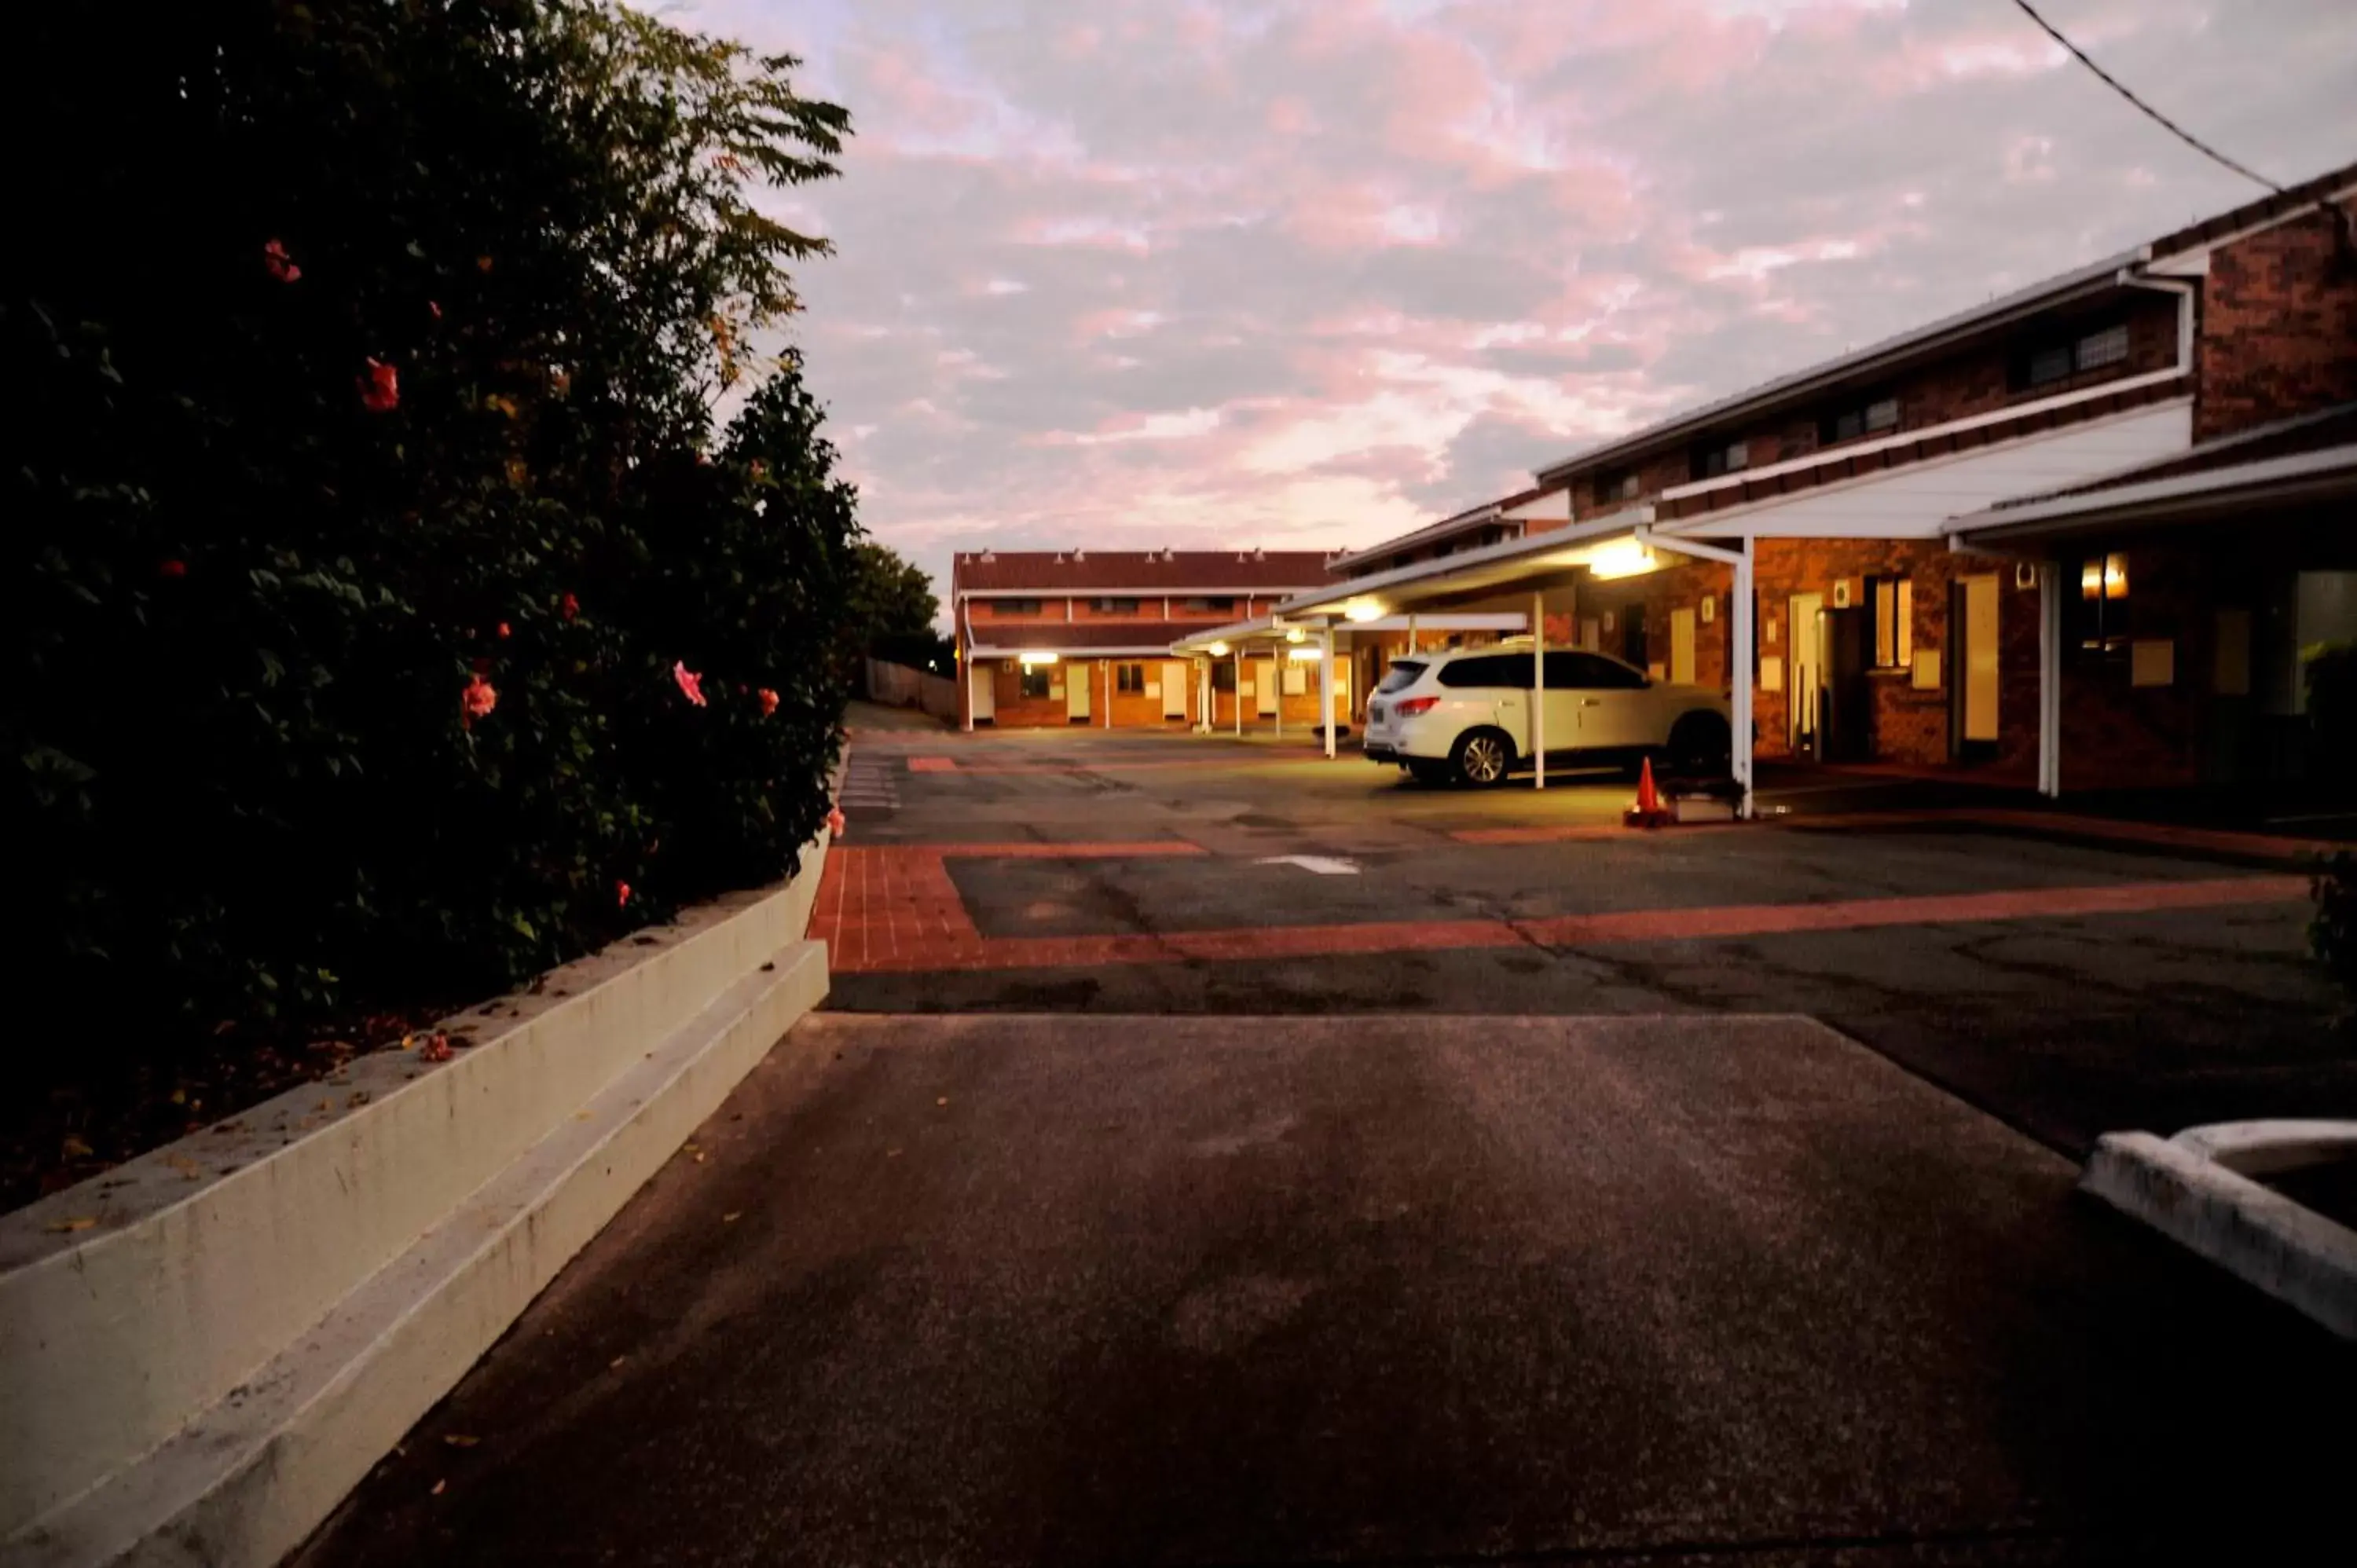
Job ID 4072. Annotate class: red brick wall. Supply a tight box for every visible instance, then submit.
[1572,560,1732,691]
[2055,544,2217,790]
[2195,198,2357,441]
[1748,537,2040,772]
[974,657,1211,730]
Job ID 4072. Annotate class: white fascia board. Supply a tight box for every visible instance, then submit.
[1657,398,2194,542]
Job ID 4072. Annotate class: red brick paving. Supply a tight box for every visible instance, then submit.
[811,838,2308,976]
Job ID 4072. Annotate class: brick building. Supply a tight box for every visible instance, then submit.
[951,549,1336,730]
[1290,159,2357,798]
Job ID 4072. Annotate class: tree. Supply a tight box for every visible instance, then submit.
[849,543,955,674]
[5,0,860,1092]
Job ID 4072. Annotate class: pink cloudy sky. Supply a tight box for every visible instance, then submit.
[667,0,2357,607]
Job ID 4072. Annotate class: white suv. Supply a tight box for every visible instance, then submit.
[1362,641,1732,786]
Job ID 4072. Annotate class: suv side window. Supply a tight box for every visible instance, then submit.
[1550,651,1648,689]
[1439,653,1534,688]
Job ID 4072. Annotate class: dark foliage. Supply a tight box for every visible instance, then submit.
[5,1,860,1093]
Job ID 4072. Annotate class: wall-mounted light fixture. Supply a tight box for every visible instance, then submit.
[1017,650,1059,666]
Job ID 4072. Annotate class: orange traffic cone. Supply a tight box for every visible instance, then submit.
[1623,756,1669,829]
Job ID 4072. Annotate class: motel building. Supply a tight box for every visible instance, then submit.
[1217,163,2357,813]
[951,549,1340,731]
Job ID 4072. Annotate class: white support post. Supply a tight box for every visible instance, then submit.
[1274,650,1283,740]
[1732,542,1754,819]
[2039,561,2062,797]
[1102,659,1111,730]
[1233,650,1243,737]
[1635,525,1754,819]
[1530,591,1546,791]
[1321,627,1337,759]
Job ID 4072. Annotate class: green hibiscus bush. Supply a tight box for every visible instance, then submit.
[6,0,860,1087]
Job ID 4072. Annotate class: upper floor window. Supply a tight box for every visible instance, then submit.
[1690,438,1750,481]
[1593,470,1640,507]
[1180,595,1235,614]
[2014,320,2130,391]
[992,598,1044,617]
[1819,394,1900,446]
[1091,597,1141,614]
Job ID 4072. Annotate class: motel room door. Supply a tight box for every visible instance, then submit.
[1954,574,2000,755]
[1787,592,1822,750]
[1163,661,1189,720]
[1669,606,1698,687]
[1066,661,1091,723]
[969,663,995,724]
[1256,659,1278,717]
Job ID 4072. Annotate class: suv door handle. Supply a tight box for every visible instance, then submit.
[1579,698,1603,707]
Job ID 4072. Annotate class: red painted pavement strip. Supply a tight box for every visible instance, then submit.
[821,864,2307,976]
[1453,808,2349,860]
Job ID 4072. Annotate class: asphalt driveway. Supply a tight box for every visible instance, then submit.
[302,1014,2352,1567]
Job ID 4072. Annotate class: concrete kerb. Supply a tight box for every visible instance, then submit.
[1,791,841,1568]
[2080,1121,2357,1340]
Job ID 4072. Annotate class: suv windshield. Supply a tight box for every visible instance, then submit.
[1375,661,1426,695]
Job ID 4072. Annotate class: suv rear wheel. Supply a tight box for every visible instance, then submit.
[1450,727,1514,787]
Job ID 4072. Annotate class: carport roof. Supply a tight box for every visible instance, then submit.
[1945,441,2357,544]
[1168,610,1526,655]
[1272,512,1653,621]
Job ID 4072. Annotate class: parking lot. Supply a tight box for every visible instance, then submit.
[821,722,2354,1156]
[302,720,2357,1567]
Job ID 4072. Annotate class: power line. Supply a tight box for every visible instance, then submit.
[2007,0,2283,193]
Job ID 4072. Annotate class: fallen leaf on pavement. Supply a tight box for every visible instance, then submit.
[442,1434,479,1448]
[610,1354,627,1368]
[431,1479,446,1497]
[723,1211,742,1222]
[44,1217,97,1233]
[936,1096,949,1107]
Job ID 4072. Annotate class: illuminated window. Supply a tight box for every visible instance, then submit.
[1019,667,1052,699]
[2077,552,2131,653]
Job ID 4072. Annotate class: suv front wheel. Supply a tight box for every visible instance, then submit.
[1450,727,1515,787]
